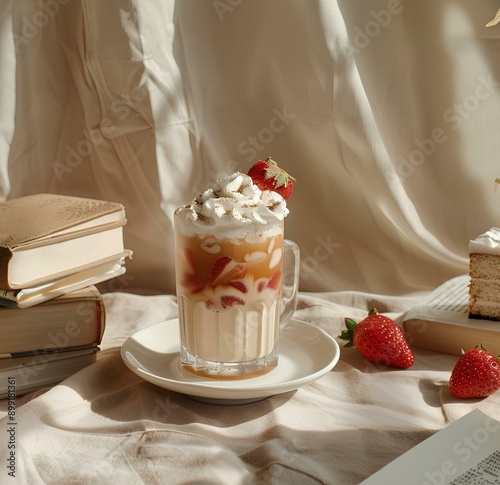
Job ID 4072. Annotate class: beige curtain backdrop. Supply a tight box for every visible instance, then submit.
[1,0,499,295]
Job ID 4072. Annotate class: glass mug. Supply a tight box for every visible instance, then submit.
[174,208,300,379]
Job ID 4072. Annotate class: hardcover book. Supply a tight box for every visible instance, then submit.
[0,346,98,399]
[0,285,105,355]
[0,193,132,289]
[0,258,126,309]
[401,275,500,356]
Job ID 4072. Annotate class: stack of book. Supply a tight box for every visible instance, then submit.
[0,193,132,398]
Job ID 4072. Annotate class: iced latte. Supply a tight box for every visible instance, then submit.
[174,168,297,379]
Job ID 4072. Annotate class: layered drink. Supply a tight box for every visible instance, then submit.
[174,170,291,379]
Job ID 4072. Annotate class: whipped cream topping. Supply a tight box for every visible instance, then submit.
[176,172,288,237]
[469,228,500,255]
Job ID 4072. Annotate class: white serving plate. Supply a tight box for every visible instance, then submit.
[121,317,339,404]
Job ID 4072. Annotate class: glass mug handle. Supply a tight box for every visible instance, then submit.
[280,239,300,330]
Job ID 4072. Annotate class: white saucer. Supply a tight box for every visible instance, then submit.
[121,318,340,405]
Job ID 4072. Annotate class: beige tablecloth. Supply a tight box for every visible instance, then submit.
[1,289,497,485]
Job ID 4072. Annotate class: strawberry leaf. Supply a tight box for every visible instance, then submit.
[344,318,358,331]
[340,335,355,348]
[339,318,357,347]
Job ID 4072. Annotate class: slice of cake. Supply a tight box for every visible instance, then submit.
[468,227,500,320]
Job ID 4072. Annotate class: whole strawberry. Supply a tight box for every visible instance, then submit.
[449,346,500,399]
[339,309,414,368]
[247,157,296,200]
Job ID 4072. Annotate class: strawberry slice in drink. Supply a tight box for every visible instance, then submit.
[181,273,203,293]
[181,248,197,274]
[267,269,282,290]
[208,256,246,286]
[221,295,246,309]
[256,278,268,293]
[227,281,248,293]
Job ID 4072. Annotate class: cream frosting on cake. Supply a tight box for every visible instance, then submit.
[469,227,500,255]
[468,227,500,320]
